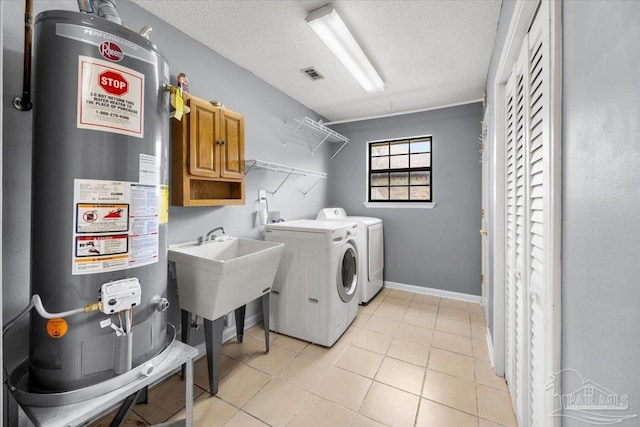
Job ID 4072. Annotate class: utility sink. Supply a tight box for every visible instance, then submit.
[168,237,284,321]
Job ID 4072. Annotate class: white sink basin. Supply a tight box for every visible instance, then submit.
[168,237,284,321]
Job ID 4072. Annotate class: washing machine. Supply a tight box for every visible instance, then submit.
[317,208,384,305]
[265,219,359,347]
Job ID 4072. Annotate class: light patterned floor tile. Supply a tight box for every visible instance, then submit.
[351,328,393,354]
[416,398,478,427]
[403,306,438,329]
[438,306,471,323]
[335,346,384,379]
[90,410,147,427]
[353,313,370,328]
[394,323,434,345]
[422,370,477,415]
[438,298,471,311]
[287,395,356,427]
[246,344,297,375]
[469,302,485,313]
[133,374,205,424]
[217,364,271,407]
[372,303,407,321]
[277,354,332,391]
[435,317,472,338]
[224,410,268,427]
[359,381,420,427]
[387,337,430,367]
[474,359,508,391]
[193,354,241,391]
[412,293,441,306]
[473,338,491,361]
[351,414,387,427]
[375,357,425,395]
[363,315,399,335]
[243,378,310,427]
[272,334,309,353]
[432,330,474,356]
[476,384,518,427]
[221,335,266,362]
[428,348,474,381]
[313,366,372,411]
[387,289,415,301]
[168,394,237,427]
[300,341,348,365]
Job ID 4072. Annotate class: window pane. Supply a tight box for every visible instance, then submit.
[371,187,389,200]
[411,153,430,167]
[390,187,409,200]
[371,143,389,156]
[390,154,409,169]
[371,173,389,186]
[371,157,388,170]
[410,186,431,200]
[389,141,409,155]
[410,171,430,185]
[410,139,431,153]
[390,172,408,185]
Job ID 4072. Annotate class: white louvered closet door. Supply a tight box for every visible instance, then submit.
[527,3,553,426]
[503,2,559,426]
[504,74,517,405]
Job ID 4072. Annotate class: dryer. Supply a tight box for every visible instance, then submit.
[265,219,359,347]
[317,208,384,305]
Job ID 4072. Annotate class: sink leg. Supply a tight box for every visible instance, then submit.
[181,310,191,379]
[261,293,270,353]
[204,317,224,395]
[234,305,246,343]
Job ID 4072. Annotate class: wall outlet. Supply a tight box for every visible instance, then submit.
[258,189,266,200]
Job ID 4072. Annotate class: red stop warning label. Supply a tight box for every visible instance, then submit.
[47,318,68,339]
[99,70,128,96]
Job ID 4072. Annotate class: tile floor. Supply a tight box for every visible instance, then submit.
[90,289,517,427]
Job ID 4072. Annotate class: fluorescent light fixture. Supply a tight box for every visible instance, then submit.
[306,4,385,93]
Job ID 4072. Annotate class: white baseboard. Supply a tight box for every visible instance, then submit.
[384,281,482,304]
[486,326,495,368]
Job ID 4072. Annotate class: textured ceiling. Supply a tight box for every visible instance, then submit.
[130,0,501,122]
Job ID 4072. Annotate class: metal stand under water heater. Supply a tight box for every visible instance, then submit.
[6,8,174,407]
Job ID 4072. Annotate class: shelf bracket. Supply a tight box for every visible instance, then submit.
[302,177,324,198]
[271,170,294,195]
[244,160,258,175]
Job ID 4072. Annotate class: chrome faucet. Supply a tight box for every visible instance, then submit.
[206,226,226,241]
[197,226,226,245]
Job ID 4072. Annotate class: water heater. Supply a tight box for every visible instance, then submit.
[29,10,170,392]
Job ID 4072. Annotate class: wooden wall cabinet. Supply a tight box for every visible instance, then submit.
[172,94,245,206]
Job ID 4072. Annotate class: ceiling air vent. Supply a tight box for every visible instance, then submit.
[301,67,324,81]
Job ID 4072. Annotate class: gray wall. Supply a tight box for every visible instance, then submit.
[2,0,329,366]
[562,1,640,424]
[329,103,483,296]
[483,0,516,336]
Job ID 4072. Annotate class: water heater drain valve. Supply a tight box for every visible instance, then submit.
[101,278,142,314]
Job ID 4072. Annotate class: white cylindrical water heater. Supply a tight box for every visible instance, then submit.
[29,10,170,392]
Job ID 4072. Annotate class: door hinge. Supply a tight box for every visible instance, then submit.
[481,274,485,284]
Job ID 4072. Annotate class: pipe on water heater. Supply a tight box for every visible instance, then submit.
[13,0,33,111]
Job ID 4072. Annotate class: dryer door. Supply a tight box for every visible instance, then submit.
[337,242,358,302]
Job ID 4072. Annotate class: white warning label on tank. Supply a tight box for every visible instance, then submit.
[77,55,144,138]
[73,179,159,275]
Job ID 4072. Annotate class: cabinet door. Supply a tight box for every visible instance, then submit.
[220,109,244,179]
[189,97,221,178]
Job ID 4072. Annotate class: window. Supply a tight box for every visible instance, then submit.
[368,136,432,202]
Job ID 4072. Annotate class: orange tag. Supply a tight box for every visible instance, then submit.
[46,318,68,339]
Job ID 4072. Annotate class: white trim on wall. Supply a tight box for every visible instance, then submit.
[384,281,482,304]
